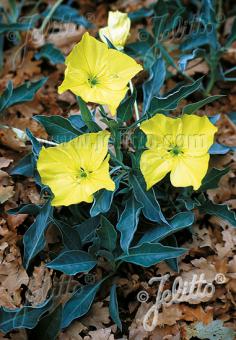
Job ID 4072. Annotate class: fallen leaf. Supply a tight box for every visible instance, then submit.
[0,243,29,308]
[0,126,25,152]
[58,321,86,340]
[82,302,110,329]
[25,263,52,306]
[0,159,14,204]
[84,327,115,340]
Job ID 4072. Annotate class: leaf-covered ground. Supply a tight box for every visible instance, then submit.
[0,0,236,339]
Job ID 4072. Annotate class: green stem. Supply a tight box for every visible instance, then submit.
[205,47,218,95]
[217,0,223,29]
[28,0,43,16]
[115,260,123,271]
[205,70,216,95]
[40,0,63,32]
[110,152,130,170]
[129,81,140,123]
[114,143,123,162]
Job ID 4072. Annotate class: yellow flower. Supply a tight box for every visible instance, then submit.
[58,32,142,115]
[140,114,217,190]
[99,10,131,50]
[37,131,115,206]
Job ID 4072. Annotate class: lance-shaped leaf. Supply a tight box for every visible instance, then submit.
[8,203,41,216]
[162,235,179,273]
[199,201,236,227]
[117,195,143,253]
[129,173,168,225]
[109,284,122,331]
[90,174,123,217]
[138,211,195,245]
[128,7,154,22]
[1,78,47,111]
[52,219,81,250]
[10,153,35,177]
[26,129,41,158]
[181,0,218,50]
[61,281,101,328]
[148,78,202,114]
[30,305,62,340]
[117,89,137,122]
[35,43,65,65]
[43,4,92,28]
[77,96,101,132]
[0,299,52,333]
[209,142,235,155]
[47,250,96,275]
[200,168,229,191]
[74,216,100,245]
[182,95,225,114]
[117,242,186,267]
[23,200,53,268]
[34,115,81,143]
[142,56,166,113]
[97,216,117,252]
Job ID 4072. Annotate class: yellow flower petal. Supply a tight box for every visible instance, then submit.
[99,86,128,115]
[37,131,115,206]
[107,49,143,88]
[66,32,108,74]
[139,113,216,190]
[51,179,94,207]
[86,155,116,193]
[140,149,173,190]
[170,154,210,190]
[51,156,114,206]
[99,11,131,50]
[58,67,88,95]
[37,145,78,175]
[181,114,217,156]
[140,114,182,149]
[58,32,142,115]
[70,130,111,171]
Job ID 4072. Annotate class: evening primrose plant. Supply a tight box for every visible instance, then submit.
[5,11,236,337]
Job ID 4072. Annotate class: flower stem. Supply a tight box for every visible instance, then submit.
[40,0,63,32]
[129,81,140,123]
[205,69,216,95]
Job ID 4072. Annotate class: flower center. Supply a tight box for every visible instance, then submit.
[76,168,89,181]
[168,145,183,156]
[88,75,99,88]
[80,170,88,178]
